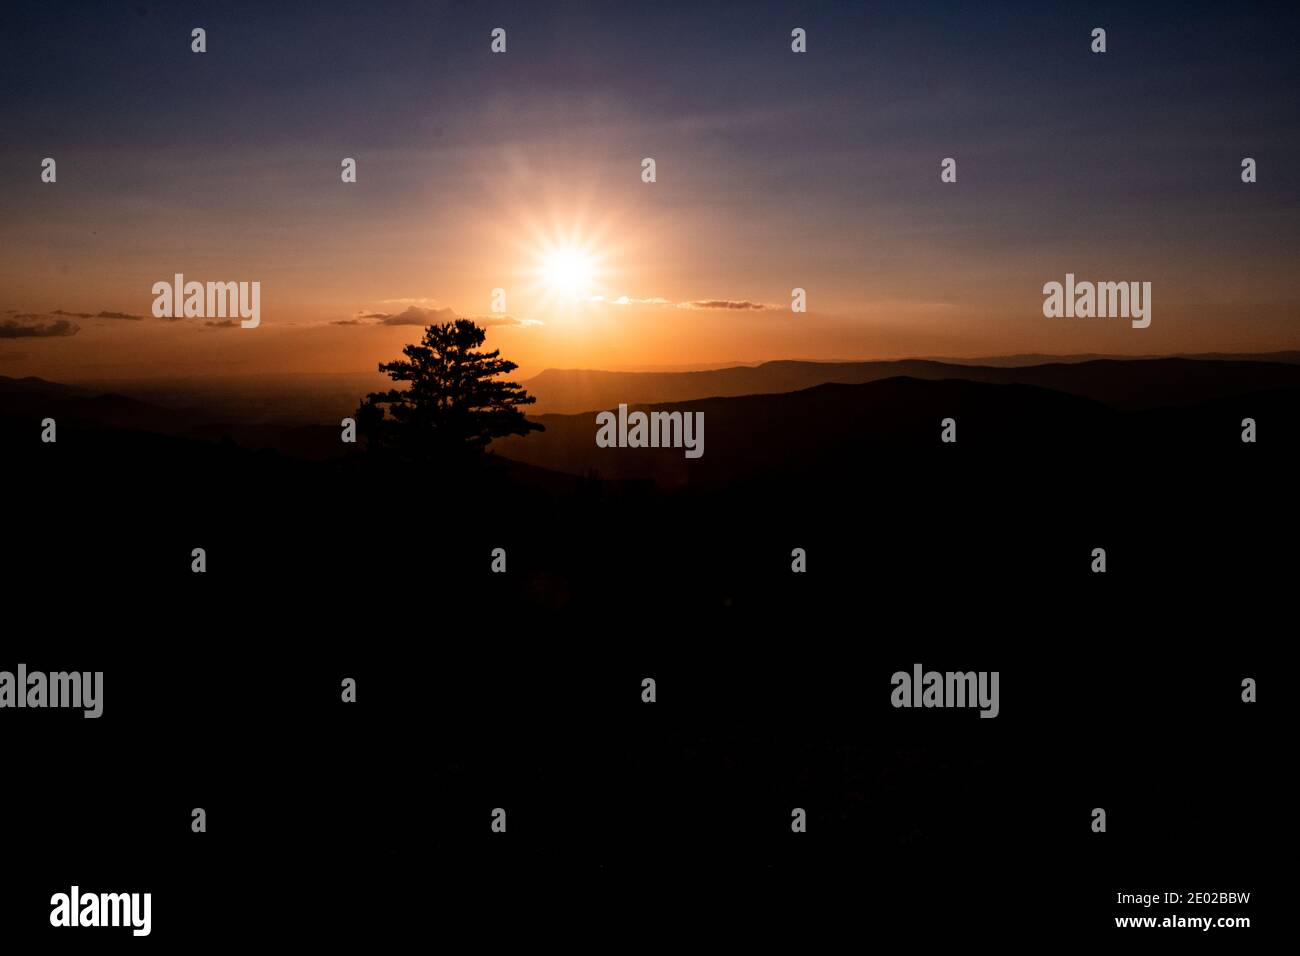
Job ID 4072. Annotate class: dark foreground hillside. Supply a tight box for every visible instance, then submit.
[0,369,1282,942]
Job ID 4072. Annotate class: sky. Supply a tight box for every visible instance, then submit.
[1,0,1297,381]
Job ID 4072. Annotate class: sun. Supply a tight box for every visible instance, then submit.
[523,230,612,313]
[506,200,630,317]
[541,247,595,298]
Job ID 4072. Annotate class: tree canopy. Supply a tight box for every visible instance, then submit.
[355,319,542,463]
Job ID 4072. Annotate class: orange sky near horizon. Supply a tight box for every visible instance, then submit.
[4,164,1297,383]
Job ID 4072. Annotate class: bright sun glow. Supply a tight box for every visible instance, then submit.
[507,200,634,319]
[541,248,595,297]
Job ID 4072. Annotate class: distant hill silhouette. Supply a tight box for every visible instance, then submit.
[495,375,1300,488]
[0,375,99,398]
[521,356,1300,414]
[69,371,392,426]
[4,363,1296,611]
[919,350,1300,368]
[0,376,194,433]
[0,374,365,459]
[8,359,1300,473]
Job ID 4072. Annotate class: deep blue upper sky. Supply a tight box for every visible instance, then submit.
[5,1,1296,154]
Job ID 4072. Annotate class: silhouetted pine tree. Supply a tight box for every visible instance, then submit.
[355,319,542,464]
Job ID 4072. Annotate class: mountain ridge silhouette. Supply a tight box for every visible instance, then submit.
[520,356,1300,415]
[494,374,1300,488]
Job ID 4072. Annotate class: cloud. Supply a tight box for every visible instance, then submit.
[0,318,80,338]
[676,299,779,311]
[375,305,459,326]
[462,314,543,328]
[51,309,144,321]
[203,319,239,329]
[341,304,541,328]
[590,295,672,306]
[38,310,146,321]
[590,295,781,311]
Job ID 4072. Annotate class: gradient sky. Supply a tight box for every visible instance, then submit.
[1,0,1297,381]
